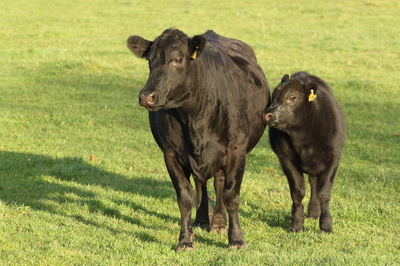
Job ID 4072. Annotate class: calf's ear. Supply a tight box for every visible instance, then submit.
[127,35,153,58]
[188,35,206,60]
[281,74,290,83]
[305,83,318,102]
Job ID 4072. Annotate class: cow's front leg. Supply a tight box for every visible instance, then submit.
[176,184,195,251]
[223,153,246,249]
[164,150,195,251]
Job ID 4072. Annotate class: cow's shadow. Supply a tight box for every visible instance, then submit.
[245,203,291,231]
[0,151,177,240]
[0,150,295,247]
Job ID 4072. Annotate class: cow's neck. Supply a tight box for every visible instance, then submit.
[176,63,236,141]
[177,101,224,132]
[178,78,209,114]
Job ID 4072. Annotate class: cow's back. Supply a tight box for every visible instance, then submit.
[202,30,257,62]
[199,31,270,152]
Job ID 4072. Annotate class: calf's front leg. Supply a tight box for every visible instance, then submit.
[281,161,306,232]
[308,175,321,219]
[316,165,339,233]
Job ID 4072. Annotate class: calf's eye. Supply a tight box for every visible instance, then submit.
[287,96,296,103]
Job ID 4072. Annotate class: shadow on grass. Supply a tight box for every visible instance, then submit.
[0,150,298,248]
[0,151,178,240]
[242,202,291,231]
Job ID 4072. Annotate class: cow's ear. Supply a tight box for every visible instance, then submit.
[127,35,153,58]
[281,74,290,83]
[188,35,206,60]
[305,83,318,102]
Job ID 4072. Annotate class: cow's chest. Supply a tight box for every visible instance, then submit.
[299,151,325,175]
[180,110,235,181]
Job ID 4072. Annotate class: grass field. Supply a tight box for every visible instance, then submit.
[1,0,399,264]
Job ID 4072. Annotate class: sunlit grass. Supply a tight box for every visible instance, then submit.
[0,0,399,264]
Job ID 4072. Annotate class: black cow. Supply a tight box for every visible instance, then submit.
[263,72,346,233]
[127,29,270,250]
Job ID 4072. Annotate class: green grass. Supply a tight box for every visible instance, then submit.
[1,0,399,264]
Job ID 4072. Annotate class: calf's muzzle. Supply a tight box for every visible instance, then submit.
[263,112,273,123]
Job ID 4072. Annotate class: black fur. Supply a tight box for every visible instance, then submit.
[263,72,346,233]
[128,29,270,250]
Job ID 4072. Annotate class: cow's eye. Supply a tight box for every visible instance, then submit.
[172,57,183,66]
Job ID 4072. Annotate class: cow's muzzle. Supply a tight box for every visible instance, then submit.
[139,93,156,110]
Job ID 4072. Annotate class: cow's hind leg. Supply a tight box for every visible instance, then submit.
[308,175,321,219]
[211,170,227,233]
[194,180,211,229]
[194,170,227,232]
[164,150,195,251]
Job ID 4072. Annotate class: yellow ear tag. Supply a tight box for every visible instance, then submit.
[191,46,198,60]
[308,89,317,102]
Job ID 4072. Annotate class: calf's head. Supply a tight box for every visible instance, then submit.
[263,74,318,130]
[127,29,206,111]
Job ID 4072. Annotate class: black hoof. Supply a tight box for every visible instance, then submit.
[176,242,194,252]
[229,241,247,250]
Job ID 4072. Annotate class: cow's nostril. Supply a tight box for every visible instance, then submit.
[263,113,273,122]
[147,93,156,104]
[139,92,156,108]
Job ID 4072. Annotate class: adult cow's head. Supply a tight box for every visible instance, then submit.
[127,29,206,111]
